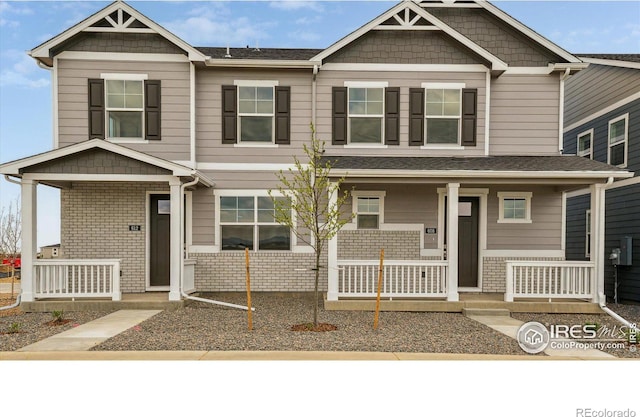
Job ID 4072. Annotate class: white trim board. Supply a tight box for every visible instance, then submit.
[320,63,488,72]
[57,51,190,62]
[566,176,640,198]
[579,57,640,71]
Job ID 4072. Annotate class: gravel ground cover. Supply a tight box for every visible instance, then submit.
[93,293,528,355]
[513,303,640,358]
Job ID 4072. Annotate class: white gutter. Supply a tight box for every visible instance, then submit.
[597,177,637,330]
[206,59,321,69]
[328,169,633,179]
[179,175,254,311]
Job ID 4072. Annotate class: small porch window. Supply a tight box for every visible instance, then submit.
[608,113,628,167]
[352,191,385,229]
[577,129,593,159]
[498,192,532,223]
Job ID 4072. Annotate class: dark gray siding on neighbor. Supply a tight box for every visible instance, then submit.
[564,99,640,173]
[565,194,590,262]
[604,184,640,303]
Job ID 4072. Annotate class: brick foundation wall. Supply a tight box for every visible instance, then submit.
[482,257,564,293]
[338,230,421,260]
[190,251,327,292]
[61,182,168,293]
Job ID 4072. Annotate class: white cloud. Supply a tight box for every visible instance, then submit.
[295,15,321,25]
[0,50,50,89]
[288,30,321,42]
[269,1,324,12]
[0,70,49,88]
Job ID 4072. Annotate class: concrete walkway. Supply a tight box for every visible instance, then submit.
[0,281,20,294]
[17,310,161,352]
[465,311,615,359]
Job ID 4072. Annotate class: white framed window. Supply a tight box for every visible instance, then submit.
[423,82,464,145]
[497,192,532,223]
[577,129,593,159]
[345,82,387,145]
[608,113,628,167]
[585,209,591,258]
[352,191,385,229]
[217,191,291,251]
[235,80,277,144]
[103,74,147,140]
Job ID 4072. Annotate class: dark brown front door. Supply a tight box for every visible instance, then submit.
[458,197,479,287]
[150,194,170,287]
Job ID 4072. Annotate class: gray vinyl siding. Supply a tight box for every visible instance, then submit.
[195,68,313,164]
[565,194,590,261]
[564,99,640,173]
[564,64,640,128]
[57,59,191,160]
[604,184,640,302]
[317,70,487,157]
[489,74,561,155]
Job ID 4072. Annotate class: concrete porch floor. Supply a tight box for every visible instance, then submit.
[19,292,184,312]
[324,293,604,314]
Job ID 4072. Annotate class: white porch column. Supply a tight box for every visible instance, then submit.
[169,179,182,301]
[590,183,606,303]
[20,179,37,302]
[446,183,460,301]
[327,183,339,301]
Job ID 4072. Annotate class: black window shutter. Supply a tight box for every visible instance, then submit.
[145,80,161,140]
[461,88,477,147]
[275,86,290,145]
[332,87,347,145]
[409,88,424,146]
[88,79,105,139]
[222,85,237,144]
[385,87,400,145]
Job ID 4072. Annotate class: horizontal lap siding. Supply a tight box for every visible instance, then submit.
[564,65,640,127]
[487,185,562,250]
[196,68,313,164]
[57,59,191,160]
[490,74,560,155]
[317,71,486,156]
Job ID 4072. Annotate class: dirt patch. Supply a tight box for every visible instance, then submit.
[291,323,338,332]
[44,319,73,326]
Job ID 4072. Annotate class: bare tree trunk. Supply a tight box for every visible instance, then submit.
[314,249,321,327]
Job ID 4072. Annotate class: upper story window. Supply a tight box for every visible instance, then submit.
[222,81,291,146]
[88,74,161,142]
[608,113,628,167]
[218,193,291,251]
[332,82,400,146]
[352,191,385,229]
[577,129,593,159]
[409,83,477,147]
[497,192,532,224]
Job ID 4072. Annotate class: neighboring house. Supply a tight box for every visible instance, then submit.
[563,54,640,303]
[39,244,61,259]
[0,0,632,309]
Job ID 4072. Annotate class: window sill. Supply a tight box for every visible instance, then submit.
[420,145,465,150]
[234,143,279,148]
[497,219,532,224]
[107,138,149,144]
[344,144,388,149]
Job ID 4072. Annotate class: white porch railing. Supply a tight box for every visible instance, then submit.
[33,259,121,301]
[337,260,448,298]
[505,261,595,302]
[183,259,196,294]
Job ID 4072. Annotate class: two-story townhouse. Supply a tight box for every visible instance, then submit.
[564,54,640,303]
[0,0,632,312]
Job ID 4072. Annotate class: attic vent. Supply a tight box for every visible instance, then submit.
[91,18,112,28]
[109,11,119,22]
[376,6,437,30]
[122,10,131,22]
[128,19,149,29]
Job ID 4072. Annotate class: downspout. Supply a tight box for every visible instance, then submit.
[179,175,254,311]
[597,177,636,328]
[312,64,318,127]
[558,68,570,154]
[0,175,22,310]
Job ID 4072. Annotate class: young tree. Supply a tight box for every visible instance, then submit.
[0,198,22,280]
[269,125,353,327]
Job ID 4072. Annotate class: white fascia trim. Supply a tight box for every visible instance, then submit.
[206,59,319,69]
[0,139,193,176]
[101,73,148,80]
[23,173,177,183]
[504,66,553,75]
[422,82,466,89]
[196,162,300,171]
[321,63,489,72]
[564,92,640,133]
[329,169,633,180]
[479,1,581,64]
[344,81,389,88]
[30,1,206,62]
[580,57,640,70]
[482,250,565,258]
[57,51,190,63]
[234,80,279,87]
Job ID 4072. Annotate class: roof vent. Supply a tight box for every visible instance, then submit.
[224,46,231,58]
[253,41,260,52]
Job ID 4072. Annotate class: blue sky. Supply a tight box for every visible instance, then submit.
[0,0,639,248]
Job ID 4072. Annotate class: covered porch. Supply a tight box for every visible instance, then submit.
[0,139,212,307]
[324,155,633,308]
